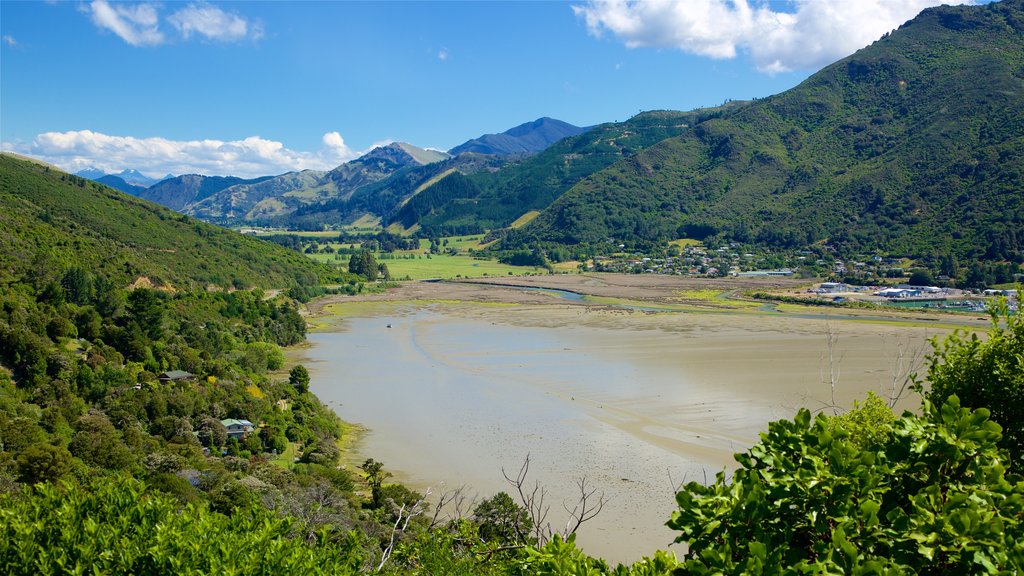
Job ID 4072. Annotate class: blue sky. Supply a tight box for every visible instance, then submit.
[1,1,968,178]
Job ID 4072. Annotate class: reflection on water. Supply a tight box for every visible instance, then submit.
[304,303,937,564]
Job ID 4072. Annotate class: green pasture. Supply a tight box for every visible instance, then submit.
[378,254,542,279]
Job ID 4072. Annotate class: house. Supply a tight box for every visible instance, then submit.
[875,288,919,298]
[158,370,195,383]
[220,418,255,440]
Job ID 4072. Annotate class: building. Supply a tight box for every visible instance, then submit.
[158,370,195,383]
[220,419,255,440]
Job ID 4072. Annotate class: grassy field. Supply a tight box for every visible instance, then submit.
[510,210,541,229]
[377,254,543,279]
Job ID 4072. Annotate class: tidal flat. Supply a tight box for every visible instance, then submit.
[299,276,981,564]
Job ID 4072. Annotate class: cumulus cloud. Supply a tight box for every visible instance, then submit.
[3,35,18,47]
[88,0,164,47]
[573,0,971,73]
[86,0,260,46]
[168,2,262,42]
[3,130,362,178]
[438,48,449,61]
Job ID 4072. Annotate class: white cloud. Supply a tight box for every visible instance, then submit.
[86,1,260,46]
[3,130,363,178]
[438,48,449,61]
[88,0,165,47]
[168,2,262,42]
[3,35,18,47]
[573,0,972,73]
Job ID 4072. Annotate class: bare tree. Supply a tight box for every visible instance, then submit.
[376,488,429,572]
[502,454,606,546]
[882,332,927,408]
[427,484,472,530]
[821,321,844,415]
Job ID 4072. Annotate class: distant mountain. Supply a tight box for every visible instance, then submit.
[75,166,107,179]
[75,168,168,187]
[95,174,147,196]
[279,153,506,230]
[394,108,722,236]
[114,169,162,187]
[0,154,327,289]
[185,142,449,223]
[519,0,1024,266]
[449,117,589,157]
[142,174,275,212]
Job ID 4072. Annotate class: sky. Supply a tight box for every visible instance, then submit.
[1,0,974,178]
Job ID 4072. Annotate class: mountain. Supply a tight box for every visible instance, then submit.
[185,142,449,223]
[114,169,162,187]
[141,174,275,212]
[75,166,106,179]
[449,117,590,157]
[394,108,732,236]
[95,174,147,196]
[278,153,507,230]
[0,153,327,289]
[517,0,1024,265]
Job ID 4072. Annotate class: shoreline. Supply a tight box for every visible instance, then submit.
[297,274,982,564]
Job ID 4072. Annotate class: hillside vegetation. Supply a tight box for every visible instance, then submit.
[0,154,328,290]
[404,108,735,236]
[519,0,1023,265]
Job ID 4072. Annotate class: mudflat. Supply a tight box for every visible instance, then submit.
[301,275,982,565]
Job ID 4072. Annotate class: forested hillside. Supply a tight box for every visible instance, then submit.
[520,0,1024,265]
[403,108,734,236]
[0,154,327,290]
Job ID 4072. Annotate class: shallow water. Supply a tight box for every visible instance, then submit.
[302,302,940,564]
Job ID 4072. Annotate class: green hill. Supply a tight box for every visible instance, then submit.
[522,0,1024,265]
[404,108,733,236]
[0,154,328,289]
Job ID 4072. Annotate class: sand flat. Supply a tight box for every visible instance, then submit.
[300,276,980,564]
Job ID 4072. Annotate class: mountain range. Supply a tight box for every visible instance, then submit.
[59,0,1024,268]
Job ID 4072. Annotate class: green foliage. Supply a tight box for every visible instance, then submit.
[16,443,73,485]
[289,364,310,394]
[826,391,897,449]
[473,491,533,546]
[0,154,328,289]
[668,396,1024,574]
[0,475,366,575]
[520,2,1024,271]
[348,250,379,280]
[926,298,1024,467]
[523,534,680,576]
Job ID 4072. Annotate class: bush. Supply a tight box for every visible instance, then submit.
[925,299,1024,468]
[668,396,1024,573]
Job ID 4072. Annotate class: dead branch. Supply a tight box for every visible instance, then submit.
[428,484,469,530]
[376,488,429,572]
[883,331,927,408]
[561,477,606,537]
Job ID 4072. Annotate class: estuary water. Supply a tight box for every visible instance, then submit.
[303,302,941,564]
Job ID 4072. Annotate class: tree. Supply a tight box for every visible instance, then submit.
[669,395,1023,573]
[16,443,73,484]
[925,298,1024,468]
[61,267,92,305]
[289,365,310,394]
[360,458,391,508]
[347,250,378,280]
[473,492,533,546]
[196,416,228,448]
[907,269,936,286]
